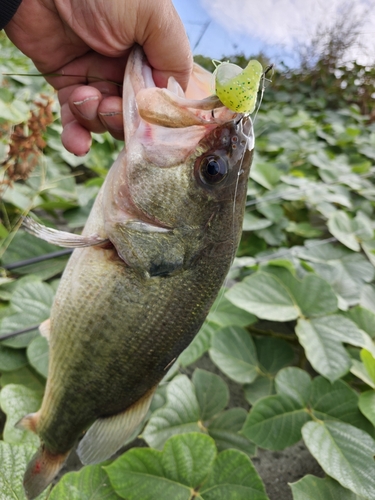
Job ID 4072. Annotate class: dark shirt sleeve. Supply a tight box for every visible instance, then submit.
[1,0,23,30]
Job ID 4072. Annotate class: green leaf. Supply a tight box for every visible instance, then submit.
[359,391,375,427]
[0,384,42,446]
[262,266,338,318]
[244,338,294,405]
[302,421,375,498]
[209,326,258,384]
[351,359,375,389]
[242,394,310,450]
[251,161,281,190]
[275,368,311,406]
[27,336,49,378]
[207,409,256,457]
[192,369,229,421]
[178,322,218,367]
[207,294,256,328]
[226,272,298,321]
[0,366,45,393]
[2,231,68,280]
[242,212,272,231]
[105,433,216,500]
[295,315,373,382]
[244,377,275,405]
[0,279,54,348]
[200,449,269,500]
[290,475,364,500]
[328,211,360,251]
[360,349,375,384]
[309,377,373,434]
[0,441,50,500]
[344,306,375,339]
[362,238,375,267]
[0,345,28,371]
[49,463,121,500]
[360,285,375,314]
[142,375,201,449]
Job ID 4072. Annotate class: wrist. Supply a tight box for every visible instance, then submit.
[0,0,23,29]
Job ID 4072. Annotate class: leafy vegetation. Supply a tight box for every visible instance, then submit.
[1,27,375,499]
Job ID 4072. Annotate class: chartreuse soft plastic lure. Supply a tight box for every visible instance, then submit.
[214,60,263,113]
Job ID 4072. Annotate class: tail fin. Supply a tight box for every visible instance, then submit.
[23,445,70,500]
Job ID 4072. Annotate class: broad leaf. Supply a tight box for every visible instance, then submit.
[328,210,360,251]
[207,294,256,328]
[302,421,375,498]
[27,336,49,378]
[209,326,258,384]
[0,365,45,393]
[178,322,218,367]
[242,394,310,450]
[106,433,216,500]
[359,391,375,427]
[290,475,364,500]
[275,368,311,406]
[192,369,229,421]
[2,230,68,280]
[0,441,49,500]
[296,315,373,382]
[106,433,268,500]
[49,463,121,500]
[0,279,54,348]
[0,384,42,446]
[0,345,28,371]
[200,449,269,500]
[344,307,375,339]
[226,272,298,321]
[207,409,256,457]
[142,375,201,449]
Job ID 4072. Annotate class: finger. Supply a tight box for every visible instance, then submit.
[98,96,124,141]
[45,52,127,92]
[61,120,92,156]
[64,86,107,134]
[139,0,193,90]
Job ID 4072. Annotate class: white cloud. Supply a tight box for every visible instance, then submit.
[200,0,375,64]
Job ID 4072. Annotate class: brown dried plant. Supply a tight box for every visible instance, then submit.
[1,95,54,184]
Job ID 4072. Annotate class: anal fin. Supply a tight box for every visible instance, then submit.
[23,217,108,248]
[39,319,50,341]
[77,386,157,465]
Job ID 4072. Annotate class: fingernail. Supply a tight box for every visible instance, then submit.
[99,111,123,130]
[73,96,99,120]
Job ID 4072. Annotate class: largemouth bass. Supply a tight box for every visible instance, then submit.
[19,46,254,499]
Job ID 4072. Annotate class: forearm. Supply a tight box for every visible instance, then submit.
[0,0,22,29]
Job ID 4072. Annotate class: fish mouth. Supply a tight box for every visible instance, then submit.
[125,46,241,133]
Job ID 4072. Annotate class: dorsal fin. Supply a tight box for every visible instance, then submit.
[77,387,156,465]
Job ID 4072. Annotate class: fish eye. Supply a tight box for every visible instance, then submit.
[199,155,228,184]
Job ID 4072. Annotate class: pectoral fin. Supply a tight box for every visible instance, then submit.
[23,217,108,248]
[77,387,156,465]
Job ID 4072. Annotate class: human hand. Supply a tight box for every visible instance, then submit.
[5,0,192,155]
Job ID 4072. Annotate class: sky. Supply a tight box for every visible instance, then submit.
[172,0,375,67]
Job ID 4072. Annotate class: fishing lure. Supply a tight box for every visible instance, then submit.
[214,59,263,114]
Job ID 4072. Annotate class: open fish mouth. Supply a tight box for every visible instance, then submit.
[127,45,241,130]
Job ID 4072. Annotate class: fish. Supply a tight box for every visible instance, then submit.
[18,45,254,499]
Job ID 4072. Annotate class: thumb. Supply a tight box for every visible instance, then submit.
[138,1,193,90]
